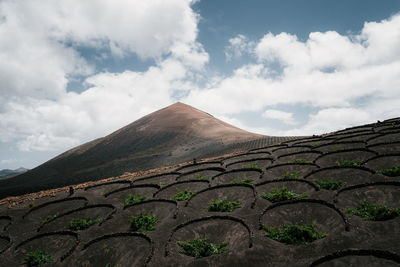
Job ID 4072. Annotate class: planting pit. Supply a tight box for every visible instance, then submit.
[305,167,375,187]
[212,170,262,186]
[39,205,115,233]
[315,150,376,168]
[154,181,209,200]
[71,233,152,267]
[260,200,346,238]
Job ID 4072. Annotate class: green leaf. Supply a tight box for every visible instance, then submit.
[376,165,400,177]
[177,238,228,258]
[207,199,241,212]
[336,159,362,167]
[290,159,311,164]
[195,175,210,181]
[69,217,98,231]
[345,200,400,221]
[242,163,262,170]
[121,194,147,207]
[21,250,54,266]
[262,223,326,245]
[172,189,195,201]
[229,178,253,184]
[129,213,159,232]
[41,212,60,223]
[279,171,301,179]
[260,187,308,202]
[315,178,346,190]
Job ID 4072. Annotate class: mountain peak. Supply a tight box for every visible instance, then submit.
[132,102,261,143]
[161,102,211,116]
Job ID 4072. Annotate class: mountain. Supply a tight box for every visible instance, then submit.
[0,167,28,179]
[0,102,274,198]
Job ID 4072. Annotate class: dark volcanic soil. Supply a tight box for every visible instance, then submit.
[0,118,399,266]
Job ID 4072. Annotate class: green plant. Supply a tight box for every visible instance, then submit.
[129,213,159,232]
[290,158,312,164]
[21,250,54,266]
[172,189,195,201]
[151,181,166,186]
[229,178,253,184]
[121,194,147,206]
[207,199,241,212]
[243,163,262,170]
[69,217,99,231]
[345,200,400,221]
[376,165,400,177]
[196,175,210,181]
[336,159,362,167]
[311,142,321,147]
[330,147,345,152]
[279,171,301,179]
[177,238,228,258]
[315,178,346,190]
[262,223,327,245]
[260,187,308,202]
[41,212,60,223]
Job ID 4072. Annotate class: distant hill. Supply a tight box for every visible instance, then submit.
[0,102,293,198]
[0,167,28,179]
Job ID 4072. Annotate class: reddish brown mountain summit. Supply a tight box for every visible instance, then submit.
[59,102,263,160]
[128,102,262,143]
[0,102,265,198]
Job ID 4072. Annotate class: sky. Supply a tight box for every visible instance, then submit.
[1,0,400,170]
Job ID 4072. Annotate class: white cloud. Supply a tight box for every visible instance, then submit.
[18,134,79,152]
[0,59,191,151]
[263,109,297,125]
[170,41,209,70]
[0,0,205,152]
[225,108,376,137]
[224,34,254,61]
[0,159,16,165]
[283,108,373,136]
[0,13,93,103]
[360,15,400,64]
[185,13,400,132]
[215,115,291,137]
[0,0,204,60]
[255,32,311,72]
[0,0,206,101]
[254,14,400,73]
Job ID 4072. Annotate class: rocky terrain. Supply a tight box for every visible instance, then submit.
[0,117,399,266]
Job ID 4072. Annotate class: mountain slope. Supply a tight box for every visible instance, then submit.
[0,102,271,198]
